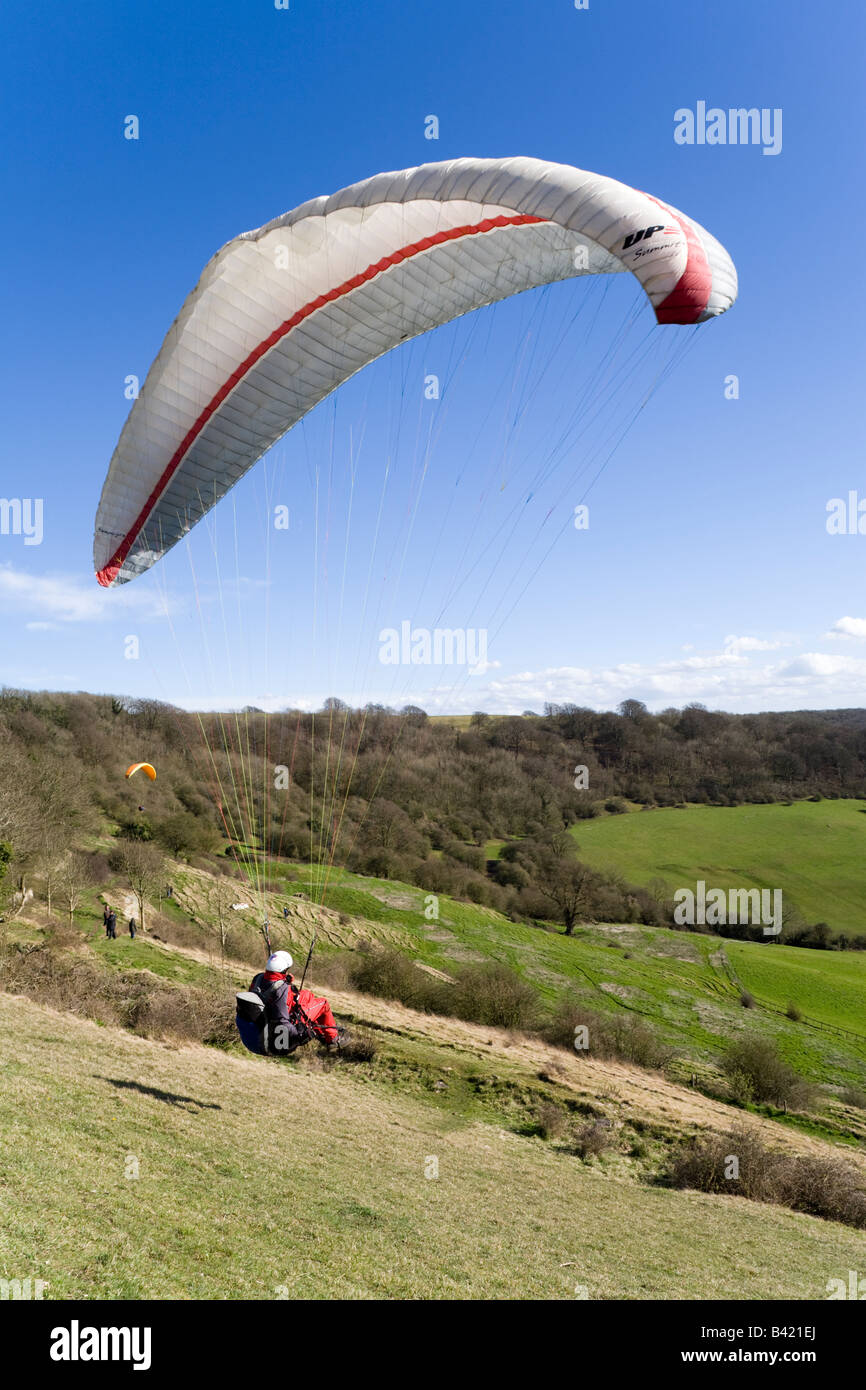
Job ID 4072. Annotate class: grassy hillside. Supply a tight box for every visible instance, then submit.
[6,689,866,941]
[1,991,864,1300]
[58,848,866,1097]
[27,848,859,1141]
[16,829,865,1103]
[4,845,866,1301]
[4,699,866,1302]
[236,861,865,1097]
[571,800,866,935]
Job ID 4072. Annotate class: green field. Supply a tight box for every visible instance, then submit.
[571,800,866,935]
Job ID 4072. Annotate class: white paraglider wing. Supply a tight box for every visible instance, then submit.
[94,156,737,587]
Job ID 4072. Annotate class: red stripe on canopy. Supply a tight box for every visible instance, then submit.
[96,213,546,587]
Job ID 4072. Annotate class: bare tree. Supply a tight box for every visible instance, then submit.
[0,743,39,853]
[200,880,241,977]
[538,858,596,935]
[109,839,165,933]
[34,825,70,918]
[56,851,98,927]
[0,742,92,911]
[524,837,595,936]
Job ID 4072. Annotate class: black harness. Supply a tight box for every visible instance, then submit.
[253,975,312,1052]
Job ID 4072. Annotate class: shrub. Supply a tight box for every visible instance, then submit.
[604,1014,674,1070]
[667,1125,866,1229]
[778,1156,866,1227]
[535,1101,567,1140]
[544,997,672,1070]
[42,922,84,952]
[222,926,259,963]
[338,1028,378,1063]
[348,946,441,1009]
[450,962,537,1030]
[345,947,534,1030]
[113,817,152,843]
[721,1038,809,1109]
[85,850,112,882]
[0,840,12,899]
[545,998,600,1051]
[491,859,530,890]
[574,1120,613,1159]
[153,812,215,857]
[311,953,352,991]
[0,941,232,1044]
[667,1123,771,1201]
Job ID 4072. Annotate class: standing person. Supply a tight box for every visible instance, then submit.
[128,916,137,939]
[106,910,117,940]
[102,904,111,935]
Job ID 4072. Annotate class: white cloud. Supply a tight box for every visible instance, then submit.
[827,616,866,640]
[118,632,866,717]
[777,652,865,678]
[723,634,784,655]
[394,633,866,714]
[5,572,862,717]
[0,564,176,625]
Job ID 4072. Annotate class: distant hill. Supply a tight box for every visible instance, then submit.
[2,687,866,942]
[572,801,866,936]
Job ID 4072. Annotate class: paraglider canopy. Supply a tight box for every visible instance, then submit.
[93,155,737,588]
[125,762,157,781]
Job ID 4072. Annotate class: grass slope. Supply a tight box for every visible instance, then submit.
[0,993,863,1301]
[32,844,866,1099]
[115,854,865,1096]
[251,862,866,1094]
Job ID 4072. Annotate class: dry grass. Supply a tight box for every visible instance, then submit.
[667,1123,866,1228]
[0,941,234,1045]
[0,993,863,1301]
[313,980,866,1172]
[28,918,859,1176]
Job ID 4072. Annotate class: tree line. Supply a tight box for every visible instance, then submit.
[1,687,864,947]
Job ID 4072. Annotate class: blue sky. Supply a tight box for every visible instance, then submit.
[1,0,864,714]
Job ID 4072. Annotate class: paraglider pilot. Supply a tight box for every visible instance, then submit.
[249,952,307,1054]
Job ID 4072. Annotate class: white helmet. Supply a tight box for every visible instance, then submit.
[266,950,293,973]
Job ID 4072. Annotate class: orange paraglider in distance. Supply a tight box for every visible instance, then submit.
[125,762,157,781]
